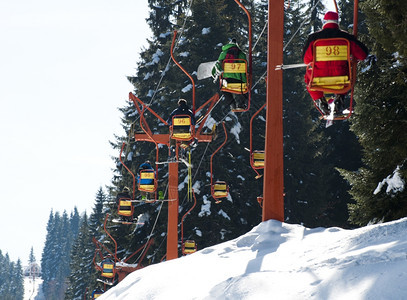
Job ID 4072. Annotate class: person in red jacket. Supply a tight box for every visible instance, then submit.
[303,11,369,115]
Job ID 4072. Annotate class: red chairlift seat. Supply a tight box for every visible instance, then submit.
[307,38,352,94]
[182,240,197,255]
[138,169,157,193]
[117,198,133,217]
[220,58,249,94]
[170,115,195,141]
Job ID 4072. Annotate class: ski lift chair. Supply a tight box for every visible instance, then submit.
[307,38,352,94]
[182,240,197,255]
[138,169,157,193]
[251,150,265,168]
[91,289,104,299]
[212,181,229,199]
[101,259,116,279]
[118,199,133,217]
[220,58,249,94]
[170,115,195,141]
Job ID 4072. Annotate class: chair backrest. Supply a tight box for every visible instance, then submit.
[171,115,194,140]
[308,38,352,93]
[138,169,156,192]
[118,199,133,217]
[101,261,115,278]
[212,181,228,198]
[252,150,265,168]
[220,58,249,94]
[92,290,103,299]
[182,240,197,255]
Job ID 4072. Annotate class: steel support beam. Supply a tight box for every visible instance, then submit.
[263,0,284,222]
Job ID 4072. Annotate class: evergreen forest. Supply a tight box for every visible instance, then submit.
[0,251,24,300]
[36,0,407,299]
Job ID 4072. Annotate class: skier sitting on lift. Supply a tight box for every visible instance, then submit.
[167,99,196,160]
[303,11,369,115]
[115,186,131,206]
[212,38,248,111]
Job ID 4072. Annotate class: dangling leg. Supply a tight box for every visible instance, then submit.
[306,86,329,115]
[334,94,346,115]
[314,97,330,115]
[222,91,236,110]
[235,93,248,110]
[169,139,176,161]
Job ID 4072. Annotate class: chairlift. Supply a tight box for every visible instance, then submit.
[306,38,354,120]
[170,115,195,141]
[182,240,197,255]
[117,198,134,217]
[138,169,157,193]
[210,122,229,202]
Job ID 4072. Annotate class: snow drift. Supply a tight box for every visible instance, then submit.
[99,218,407,299]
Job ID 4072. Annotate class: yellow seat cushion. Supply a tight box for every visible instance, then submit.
[221,82,248,93]
[172,132,192,139]
[311,75,350,89]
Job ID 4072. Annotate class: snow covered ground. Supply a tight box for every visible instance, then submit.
[23,277,44,300]
[99,217,407,299]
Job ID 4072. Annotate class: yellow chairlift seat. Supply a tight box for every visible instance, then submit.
[118,199,133,217]
[220,59,249,94]
[183,240,197,255]
[311,75,350,90]
[171,115,194,141]
[138,170,157,192]
[307,38,352,94]
[213,181,228,198]
[252,150,265,168]
[101,261,115,278]
[221,81,248,94]
[92,290,104,299]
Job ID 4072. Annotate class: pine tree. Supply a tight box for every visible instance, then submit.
[28,247,35,265]
[339,0,407,226]
[65,214,99,300]
[66,188,114,298]
[41,209,82,299]
[13,259,24,300]
[0,251,24,300]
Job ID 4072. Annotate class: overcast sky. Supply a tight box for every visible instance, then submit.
[0,0,150,263]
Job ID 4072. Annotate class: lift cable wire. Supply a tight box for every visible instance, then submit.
[131,183,168,264]
[129,0,194,130]
[251,0,324,89]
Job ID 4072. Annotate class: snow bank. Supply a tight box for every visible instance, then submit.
[99,218,407,299]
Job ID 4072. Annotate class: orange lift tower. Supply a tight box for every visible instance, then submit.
[263,0,284,222]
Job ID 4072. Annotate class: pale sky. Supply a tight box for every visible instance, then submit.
[0,0,150,263]
[0,0,338,265]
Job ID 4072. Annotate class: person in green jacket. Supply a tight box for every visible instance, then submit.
[212,38,248,110]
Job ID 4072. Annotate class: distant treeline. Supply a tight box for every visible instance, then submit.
[0,250,24,300]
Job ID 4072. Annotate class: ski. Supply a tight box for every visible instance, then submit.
[156,159,191,167]
[111,219,144,225]
[179,158,193,168]
[275,63,307,70]
[197,61,217,80]
[156,160,180,164]
[96,278,115,286]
